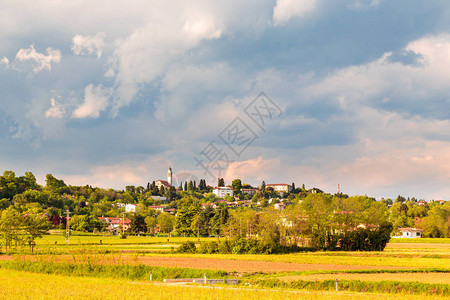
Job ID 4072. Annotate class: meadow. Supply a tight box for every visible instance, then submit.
[0,233,449,298]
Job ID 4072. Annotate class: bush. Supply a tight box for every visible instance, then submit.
[177,241,197,253]
[198,242,219,254]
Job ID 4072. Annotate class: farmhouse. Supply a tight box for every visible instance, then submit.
[393,227,423,238]
[98,217,131,234]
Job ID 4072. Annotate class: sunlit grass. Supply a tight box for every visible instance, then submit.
[0,268,442,300]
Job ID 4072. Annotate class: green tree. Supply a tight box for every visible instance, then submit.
[130,213,147,234]
[232,179,242,195]
[45,174,67,190]
[157,213,175,234]
[0,206,22,252]
[175,197,201,235]
[22,207,50,252]
[301,193,334,249]
[145,216,157,235]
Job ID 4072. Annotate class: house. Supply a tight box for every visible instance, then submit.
[163,208,176,215]
[241,188,258,196]
[151,196,167,202]
[226,201,238,207]
[266,183,293,193]
[393,228,423,238]
[155,180,172,190]
[98,217,131,234]
[274,202,285,210]
[148,205,166,212]
[201,203,217,209]
[212,187,234,198]
[242,200,252,207]
[125,203,137,213]
[417,200,428,206]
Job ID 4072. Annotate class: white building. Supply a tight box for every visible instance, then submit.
[151,196,167,202]
[167,167,172,186]
[266,183,293,193]
[125,203,137,213]
[241,188,258,196]
[155,180,171,190]
[155,167,173,190]
[213,187,234,198]
[393,228,423,238]
[148,205,166,212]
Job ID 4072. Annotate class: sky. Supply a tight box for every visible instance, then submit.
[0,0,449,200]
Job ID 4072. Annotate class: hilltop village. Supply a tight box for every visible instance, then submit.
[0,168,448,252]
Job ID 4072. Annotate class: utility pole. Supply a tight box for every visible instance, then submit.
[65,209,70,244]
[122,210,125,235]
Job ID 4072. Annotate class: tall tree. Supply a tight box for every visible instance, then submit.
[0,206,21,252]
[130,213,147,234]
[232,179,242,195]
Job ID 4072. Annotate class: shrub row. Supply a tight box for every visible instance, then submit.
[0,260,227,281]
[178,239,316,254]
[248,278,450,296]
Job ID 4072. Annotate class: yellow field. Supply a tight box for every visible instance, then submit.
[0,268,441,300]
[1,237,449,298]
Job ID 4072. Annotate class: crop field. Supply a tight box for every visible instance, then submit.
[0,234,449,298]
[0,268,439,300]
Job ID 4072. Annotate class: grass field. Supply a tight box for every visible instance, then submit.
[1,234,449,298]
[0,268,442,300]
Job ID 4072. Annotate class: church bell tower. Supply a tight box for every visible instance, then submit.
[167,167,172,186]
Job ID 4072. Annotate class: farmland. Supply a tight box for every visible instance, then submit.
[0,234,449,298]
[0,268,439,300]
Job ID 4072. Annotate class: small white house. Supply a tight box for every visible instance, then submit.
[125,203,137,213]
[393,227,423,238]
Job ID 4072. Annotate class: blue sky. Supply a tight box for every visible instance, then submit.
[1,0,449,200]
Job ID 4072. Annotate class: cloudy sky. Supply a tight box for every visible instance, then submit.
[1,0,449,200]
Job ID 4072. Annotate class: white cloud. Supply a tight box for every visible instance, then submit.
[1,56,9,65]
[60,157,172,189]
[72,84,110,118]
[111,8,222,114]
[71,32,105,58]
[182,10,222,42]
[224,156,281,184]
[15,45,61,72]
[45,98,65,119]
[304,34,450,117]
[273,0,317,26]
